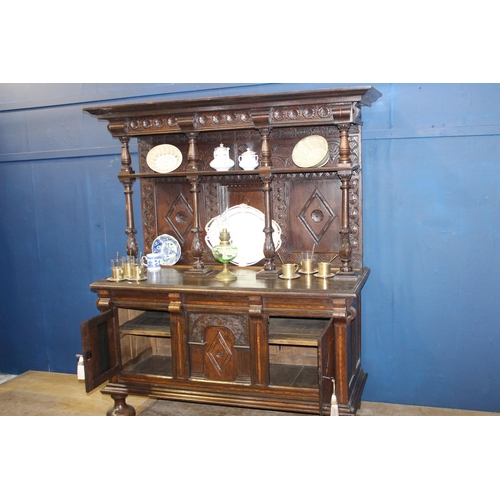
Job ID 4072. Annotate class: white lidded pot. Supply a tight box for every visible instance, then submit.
[238,147,259,170]
[214,143,230,161]
[210,143,234,171]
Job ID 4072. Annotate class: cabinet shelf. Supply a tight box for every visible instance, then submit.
[118,165,359,180]
[124,354,173,377]
[120,311,171,337]
[269,318,330,346]
[270,364,318,388]
[120,312,329,346]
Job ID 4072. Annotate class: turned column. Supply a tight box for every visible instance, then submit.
[254,115,279,279]
[184,131,212,275]
[258,169,278,276]
[335,125,356,280]
[118,137,138,256]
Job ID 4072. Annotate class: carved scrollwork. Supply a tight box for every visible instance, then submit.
[272,177,289,248]
[141,181,156,253]
[349,171,362,267]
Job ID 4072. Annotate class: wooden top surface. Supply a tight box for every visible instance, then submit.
[91,266,369,299]
[83,87,382,117]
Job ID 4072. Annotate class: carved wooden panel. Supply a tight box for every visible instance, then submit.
[188,313,250,383]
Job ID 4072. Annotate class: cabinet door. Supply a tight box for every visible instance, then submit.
[188,313,251,383]
[318,319,334,415]
[80,309,120,393]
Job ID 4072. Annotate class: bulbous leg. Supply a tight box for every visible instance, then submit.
[106,395,136,416]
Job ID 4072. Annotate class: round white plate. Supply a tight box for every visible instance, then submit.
[292,135,329,168]
[152,234,181,266]
[205,204,282,267]
[146,144,183,173]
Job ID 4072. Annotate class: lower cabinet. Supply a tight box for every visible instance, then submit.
[81,292,366,416]
[119,310,173,378]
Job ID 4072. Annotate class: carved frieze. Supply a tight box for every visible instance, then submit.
[270,103,357,125]
[189,313,249,346]
[195,111,254,130]
[122,103,362,136]
[127,116,179,134]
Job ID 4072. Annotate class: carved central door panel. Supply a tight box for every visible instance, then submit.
[188,313,251,383]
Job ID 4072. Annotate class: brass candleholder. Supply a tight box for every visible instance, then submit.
[211,228,238,282]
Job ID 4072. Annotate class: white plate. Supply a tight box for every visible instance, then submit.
[146,144,183,173]
[292,135,329,168]
[205,204,282,267]
[152,234,181,266]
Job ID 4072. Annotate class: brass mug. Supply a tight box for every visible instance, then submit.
[281,263,299,279]
[317,261,332,278]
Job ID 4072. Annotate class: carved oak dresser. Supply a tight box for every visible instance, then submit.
[80,86,381,416]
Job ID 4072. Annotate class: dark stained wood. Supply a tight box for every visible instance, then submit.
[81,87,381,415]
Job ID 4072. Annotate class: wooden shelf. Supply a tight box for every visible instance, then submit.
[268,318,330,346]
[118,165,359,180]
[124,354,173,377]
[120,311,171,337]
[270,364,318,388]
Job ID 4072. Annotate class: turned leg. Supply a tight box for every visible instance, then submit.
[106,394,136,416]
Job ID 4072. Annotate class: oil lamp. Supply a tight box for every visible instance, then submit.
[211,227,238,281]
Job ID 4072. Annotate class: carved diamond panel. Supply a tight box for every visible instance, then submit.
[298,188,337,244]
[164,192,193,244]
[206,330,233,375]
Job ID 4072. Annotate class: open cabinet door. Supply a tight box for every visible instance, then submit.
[318,319,335,416]
[80,309,121,393]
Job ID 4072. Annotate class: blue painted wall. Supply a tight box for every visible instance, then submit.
[1,83,499,412]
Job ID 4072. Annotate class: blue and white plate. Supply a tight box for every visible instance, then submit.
[152,234,181,266]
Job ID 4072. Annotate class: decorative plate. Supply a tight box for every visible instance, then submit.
[152,234,181,266]
[205,204,282,267]
[292,135,329,168]
[146,144,183,173]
